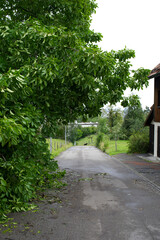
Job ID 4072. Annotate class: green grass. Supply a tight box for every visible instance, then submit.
[46,139,72,157]
[77,135,128,155]
[76,135,97,146]
[105,140,128,155]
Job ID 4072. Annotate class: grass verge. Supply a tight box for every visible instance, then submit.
[46,139,72,157]
[105,140,128,155]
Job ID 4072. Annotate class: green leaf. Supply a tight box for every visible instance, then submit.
[6,88,14,93]
[1,179,7,186]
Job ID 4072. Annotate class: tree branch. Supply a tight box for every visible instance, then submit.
[16,6,37,18]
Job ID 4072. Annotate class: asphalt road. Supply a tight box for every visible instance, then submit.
[57,146,160,240]
[1,146,160,240]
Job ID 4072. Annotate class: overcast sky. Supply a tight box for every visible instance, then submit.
[91,0,160,109]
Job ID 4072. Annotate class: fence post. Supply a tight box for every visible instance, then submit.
[50,137,52,153]
[115,134,117,152]
[65,125,67,145]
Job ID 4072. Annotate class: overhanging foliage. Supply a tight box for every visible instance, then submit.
[0,0,150,219]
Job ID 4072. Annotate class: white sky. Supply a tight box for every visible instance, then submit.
[91,0,160,109]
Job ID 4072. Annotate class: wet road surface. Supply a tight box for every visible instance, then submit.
[56,146,160,240]
[1,146,160,240]
[114,153,160,188]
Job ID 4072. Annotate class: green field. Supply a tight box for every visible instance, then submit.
[105,140,128,155]
[77,135,128,155]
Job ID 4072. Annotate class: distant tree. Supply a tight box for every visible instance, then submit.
[68,125,83,144]
[68,124,96,144]
[102,106,123,139]
[97,117,108,134]
[144,106,151,118]
[122,95,147,139]
[97,106,123,152]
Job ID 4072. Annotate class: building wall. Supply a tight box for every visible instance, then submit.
[77,123,98,128]
[151,121,160,157]
[75,121,98,128]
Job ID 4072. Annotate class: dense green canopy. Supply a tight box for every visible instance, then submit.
[0,0,150,129]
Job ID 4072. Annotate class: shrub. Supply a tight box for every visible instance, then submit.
[103,137,109,152]
[0,134,63,222]
[128,130,149,153]
[96,133,104,148]
[101,137,109,152]
[96,134,109,152]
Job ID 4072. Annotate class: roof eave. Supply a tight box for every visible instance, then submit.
[148,72,160,79]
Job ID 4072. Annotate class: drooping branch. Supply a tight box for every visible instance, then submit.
[16,5,37,18]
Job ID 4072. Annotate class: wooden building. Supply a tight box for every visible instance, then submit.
[145,63,160,158]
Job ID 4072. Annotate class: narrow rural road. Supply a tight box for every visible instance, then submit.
[1,146,160,240]
[56,146,160,240]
